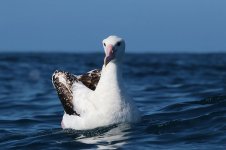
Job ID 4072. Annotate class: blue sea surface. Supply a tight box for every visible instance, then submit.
[0,53,226,149]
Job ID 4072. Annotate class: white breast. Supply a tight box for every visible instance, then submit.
[62,62,141,130]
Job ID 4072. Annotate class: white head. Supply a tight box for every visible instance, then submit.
[102,35,126,66]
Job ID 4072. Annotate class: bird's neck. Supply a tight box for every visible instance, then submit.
[95,61,124,94]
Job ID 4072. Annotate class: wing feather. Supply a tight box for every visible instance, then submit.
[77,69,101,91]
[52,69,101,116]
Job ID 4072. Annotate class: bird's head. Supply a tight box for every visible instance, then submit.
[102,35,125,66]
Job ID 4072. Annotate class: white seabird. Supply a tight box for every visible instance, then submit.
[52,35,141,130]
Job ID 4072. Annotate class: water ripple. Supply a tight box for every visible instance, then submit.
[1,53,226,149]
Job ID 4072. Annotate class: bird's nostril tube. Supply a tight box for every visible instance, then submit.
[106,44,114,56]
[107,44,113,50]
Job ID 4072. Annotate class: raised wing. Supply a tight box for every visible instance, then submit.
[77,69,101,91]
[52,69,101,116]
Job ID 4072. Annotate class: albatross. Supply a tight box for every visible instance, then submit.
[52,35,141,130]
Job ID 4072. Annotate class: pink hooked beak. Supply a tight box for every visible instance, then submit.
[104,44,115,66]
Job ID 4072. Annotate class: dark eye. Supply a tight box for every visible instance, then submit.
[117,42,121,46]
[103,43,106,46]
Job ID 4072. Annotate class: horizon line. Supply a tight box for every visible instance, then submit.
[1,51,226,55]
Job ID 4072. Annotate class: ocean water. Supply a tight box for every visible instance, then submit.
[0,53,226,149]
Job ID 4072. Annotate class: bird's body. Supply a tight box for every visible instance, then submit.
[52,36,141,130]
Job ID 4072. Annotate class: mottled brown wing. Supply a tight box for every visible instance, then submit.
[77,69,101,91]
[52,70,80,116]
[52,69,101,116]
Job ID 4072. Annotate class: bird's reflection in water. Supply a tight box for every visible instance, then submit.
[76,123,131,149]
